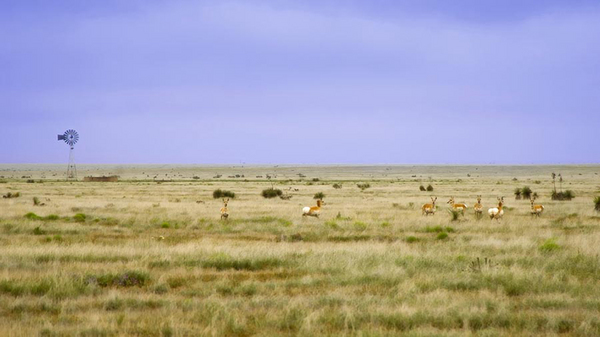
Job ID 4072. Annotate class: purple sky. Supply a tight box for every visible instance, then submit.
[1,0,599,164]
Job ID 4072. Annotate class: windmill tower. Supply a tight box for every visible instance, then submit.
[57,129,79,180]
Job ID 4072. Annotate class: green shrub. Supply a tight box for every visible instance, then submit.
[353,221,367,231]
[161,222,170,228]
[521,186,532,199]
[357,183,371,191]
[213,189,235,199]
[552,190,574,200]
[419,185,426,191]
[2,192,21,198]
[332,183,342,189]
[595,196,600,212]
[33,226,45,235]
[436,232,449,240]
[261,188,283,198]
[73,213,86,223]
[426,184,434,192]
[313,192,325,200]
[540,238,560,252]
[33,197,41,206]
[514,188,522,200]
[405,236,419,243]
[44,215,59,221]
[24,212,41,220]
[449,210,460,221]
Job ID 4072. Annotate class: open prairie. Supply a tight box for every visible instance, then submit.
[1,165,599,336]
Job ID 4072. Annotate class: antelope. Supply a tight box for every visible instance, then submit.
[530,197,544,217]
[488,197,504,221]
[422,197,437,215]
[473,195,483,217]
[447,197,468,214]
[220,198,229,220]
[303,199,325,218]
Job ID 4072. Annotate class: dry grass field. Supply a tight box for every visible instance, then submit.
[1,164,599,336]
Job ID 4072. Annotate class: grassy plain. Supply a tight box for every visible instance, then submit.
[1,164,599,336]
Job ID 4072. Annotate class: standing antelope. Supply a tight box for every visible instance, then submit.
[488,197,504,221]
[473,195,483,217]
[530,197,544,217]
[303,199,325,218]
[422,197,437,216]
[447,197,468,214]
[220,198,229,220]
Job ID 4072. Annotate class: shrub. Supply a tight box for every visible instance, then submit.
[213,189,235,199]
[426,184,434,192]
[405,236,419,243]
[540,238,560,252]
[419,185,426,191]
[261,188,283,198]
[161,222,170,228]
[44,215,59,221]
[313,192,325,200]
[33,197,41,206]
[514,188,522,200]
[73,213,87,223]
[436,232,449,240]
[521,186,533,199]
[2,192,20,199]
[332,183,342,189]
[312,178,320,182]
[24,212,41,220]
[449,210,460,221]
[595,196,600,212]
[357,183,371,191]
[552,190,574,201]
[33,226,45,235]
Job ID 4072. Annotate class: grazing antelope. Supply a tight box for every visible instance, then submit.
[473,195,483,217]
[447,197,468,214]
[302,199,325,218]
[488,197,504,221]
[220,198,229,220]
[422,197,437,216]
[530,197,544,217]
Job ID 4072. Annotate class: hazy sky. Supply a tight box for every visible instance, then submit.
[1,0,599,164]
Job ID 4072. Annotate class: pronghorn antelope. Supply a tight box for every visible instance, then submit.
[422,197,437,216]
[220,198,229,220]
[488,197,504,221]
[530,196,544,217]
[303,199,325,218]
[473,195,483,217]
[447,197,468,214]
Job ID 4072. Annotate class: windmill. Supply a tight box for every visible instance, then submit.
[57,129,79,180]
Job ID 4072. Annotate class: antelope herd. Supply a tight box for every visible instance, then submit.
[216,193,544,221]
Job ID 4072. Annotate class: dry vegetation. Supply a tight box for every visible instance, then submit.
[1,164,600,336]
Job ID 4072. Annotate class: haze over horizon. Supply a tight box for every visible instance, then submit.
[1,0,599,165]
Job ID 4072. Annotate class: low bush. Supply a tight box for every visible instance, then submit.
[419,185,426,191]
[332,183,342,189]
[73,213,87,223]
[2,192,21,199]
[540,238,560,252]
[357,183,371,191]
[213,189,235,199]
[261,188,283,198]
[426,184,434,192]
[552,190,574,201]
[595,196,600,212]
[313,192,325,200]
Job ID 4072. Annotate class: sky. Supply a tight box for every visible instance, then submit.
[1,0,599,164]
